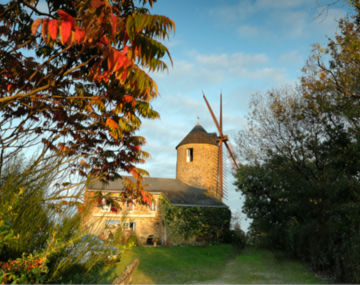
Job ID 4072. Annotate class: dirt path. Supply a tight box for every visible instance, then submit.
[198,248,328,284]
[196,256,240,284]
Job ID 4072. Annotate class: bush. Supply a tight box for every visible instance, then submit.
[0,157,113,283]
[230,229,246,250]
[160,198,231,244]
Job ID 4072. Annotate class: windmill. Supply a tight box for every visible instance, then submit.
[202,91,239,200]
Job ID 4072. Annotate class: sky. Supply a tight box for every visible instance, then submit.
[2,0,350,230]
[132,0,351,230]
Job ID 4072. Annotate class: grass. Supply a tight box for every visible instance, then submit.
[97,244,234,284]
[208,247,327,284]
[92,245,328,284]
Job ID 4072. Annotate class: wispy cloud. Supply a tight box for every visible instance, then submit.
[237,25,260,37]
[209,0,346,40]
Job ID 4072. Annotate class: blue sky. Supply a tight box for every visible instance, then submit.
[134,0,350,229]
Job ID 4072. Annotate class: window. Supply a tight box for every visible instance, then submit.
[100,198,111,212]
[105,220,120,227]
[122,222,136,232]
[186,148,193,162]
[150,200,157,211]
[126,200,135,211]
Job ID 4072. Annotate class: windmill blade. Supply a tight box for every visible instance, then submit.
[202,91,223,136]
[224,140,239,170]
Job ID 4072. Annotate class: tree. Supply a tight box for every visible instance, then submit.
[235,1,360,282]
[0,0,174,191]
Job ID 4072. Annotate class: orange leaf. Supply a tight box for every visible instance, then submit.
[108,46,130,72]
[109,131,118,139]
[106,118,119,130]
[48,20,58,40]
[74,27,85,44]
[31,18,42,35]
[41,18,49,42]
[58,9,74,25]
[60,21,72,45]
[7,84,13,91]
[130,169,139,179]
[91,0,105,9]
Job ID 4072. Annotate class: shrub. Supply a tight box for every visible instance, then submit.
[230,229,246,250]
[160,198,231,244]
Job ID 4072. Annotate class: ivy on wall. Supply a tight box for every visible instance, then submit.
[160,198,231,243]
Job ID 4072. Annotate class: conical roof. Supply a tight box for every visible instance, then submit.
[176,123,218,149]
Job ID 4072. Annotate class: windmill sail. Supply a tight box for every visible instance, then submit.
[202,92,239,200]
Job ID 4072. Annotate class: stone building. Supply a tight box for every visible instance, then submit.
[83,123,229,244]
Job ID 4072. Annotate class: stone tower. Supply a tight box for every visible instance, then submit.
[176,123,221,200]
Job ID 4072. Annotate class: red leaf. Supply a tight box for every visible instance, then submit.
[123,94,134,103]
[74,27,85,44]
[48,20,58,40]
[31,18,42,35]
[140,190,151,205]
[91,0,105,9]
[7,84,13,91]
[58,9,75,25]
[121,71,127,82]
[100,35,109,46]
[60,21,72,45]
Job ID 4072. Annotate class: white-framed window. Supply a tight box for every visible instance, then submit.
[105,220,120,227]
[101,198,111,212]
[186,148,193,162]
[122,222,136,232]
[150,200,157,211]
[126,200,135,211]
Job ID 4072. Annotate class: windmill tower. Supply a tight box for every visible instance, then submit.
[175,93,239,201]
[202,92,240,200]
[176,122,220,199]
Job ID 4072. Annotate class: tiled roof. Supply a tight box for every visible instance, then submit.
[88,177,226,208]
[176,124,218,149]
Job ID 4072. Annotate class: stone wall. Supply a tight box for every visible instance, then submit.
[82,191,165,244]
[176,143,220,199]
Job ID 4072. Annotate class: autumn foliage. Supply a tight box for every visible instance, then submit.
[0,0,174,186]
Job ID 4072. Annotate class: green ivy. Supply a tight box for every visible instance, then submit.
[160,198,231,244]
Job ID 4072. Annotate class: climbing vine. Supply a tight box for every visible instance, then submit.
[160,198,230,244]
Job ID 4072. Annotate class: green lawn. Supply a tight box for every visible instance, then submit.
[90,245,328,284]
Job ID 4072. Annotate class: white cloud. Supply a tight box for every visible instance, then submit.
[256,0,311,9]
[237,25,260,37]
[209,0,347,41]
[195,52,268,67]
[278,10,309,37]
[278,50,303,65]
[208,0,255,22]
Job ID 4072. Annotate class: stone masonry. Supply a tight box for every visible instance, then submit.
[176,143,219,200]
